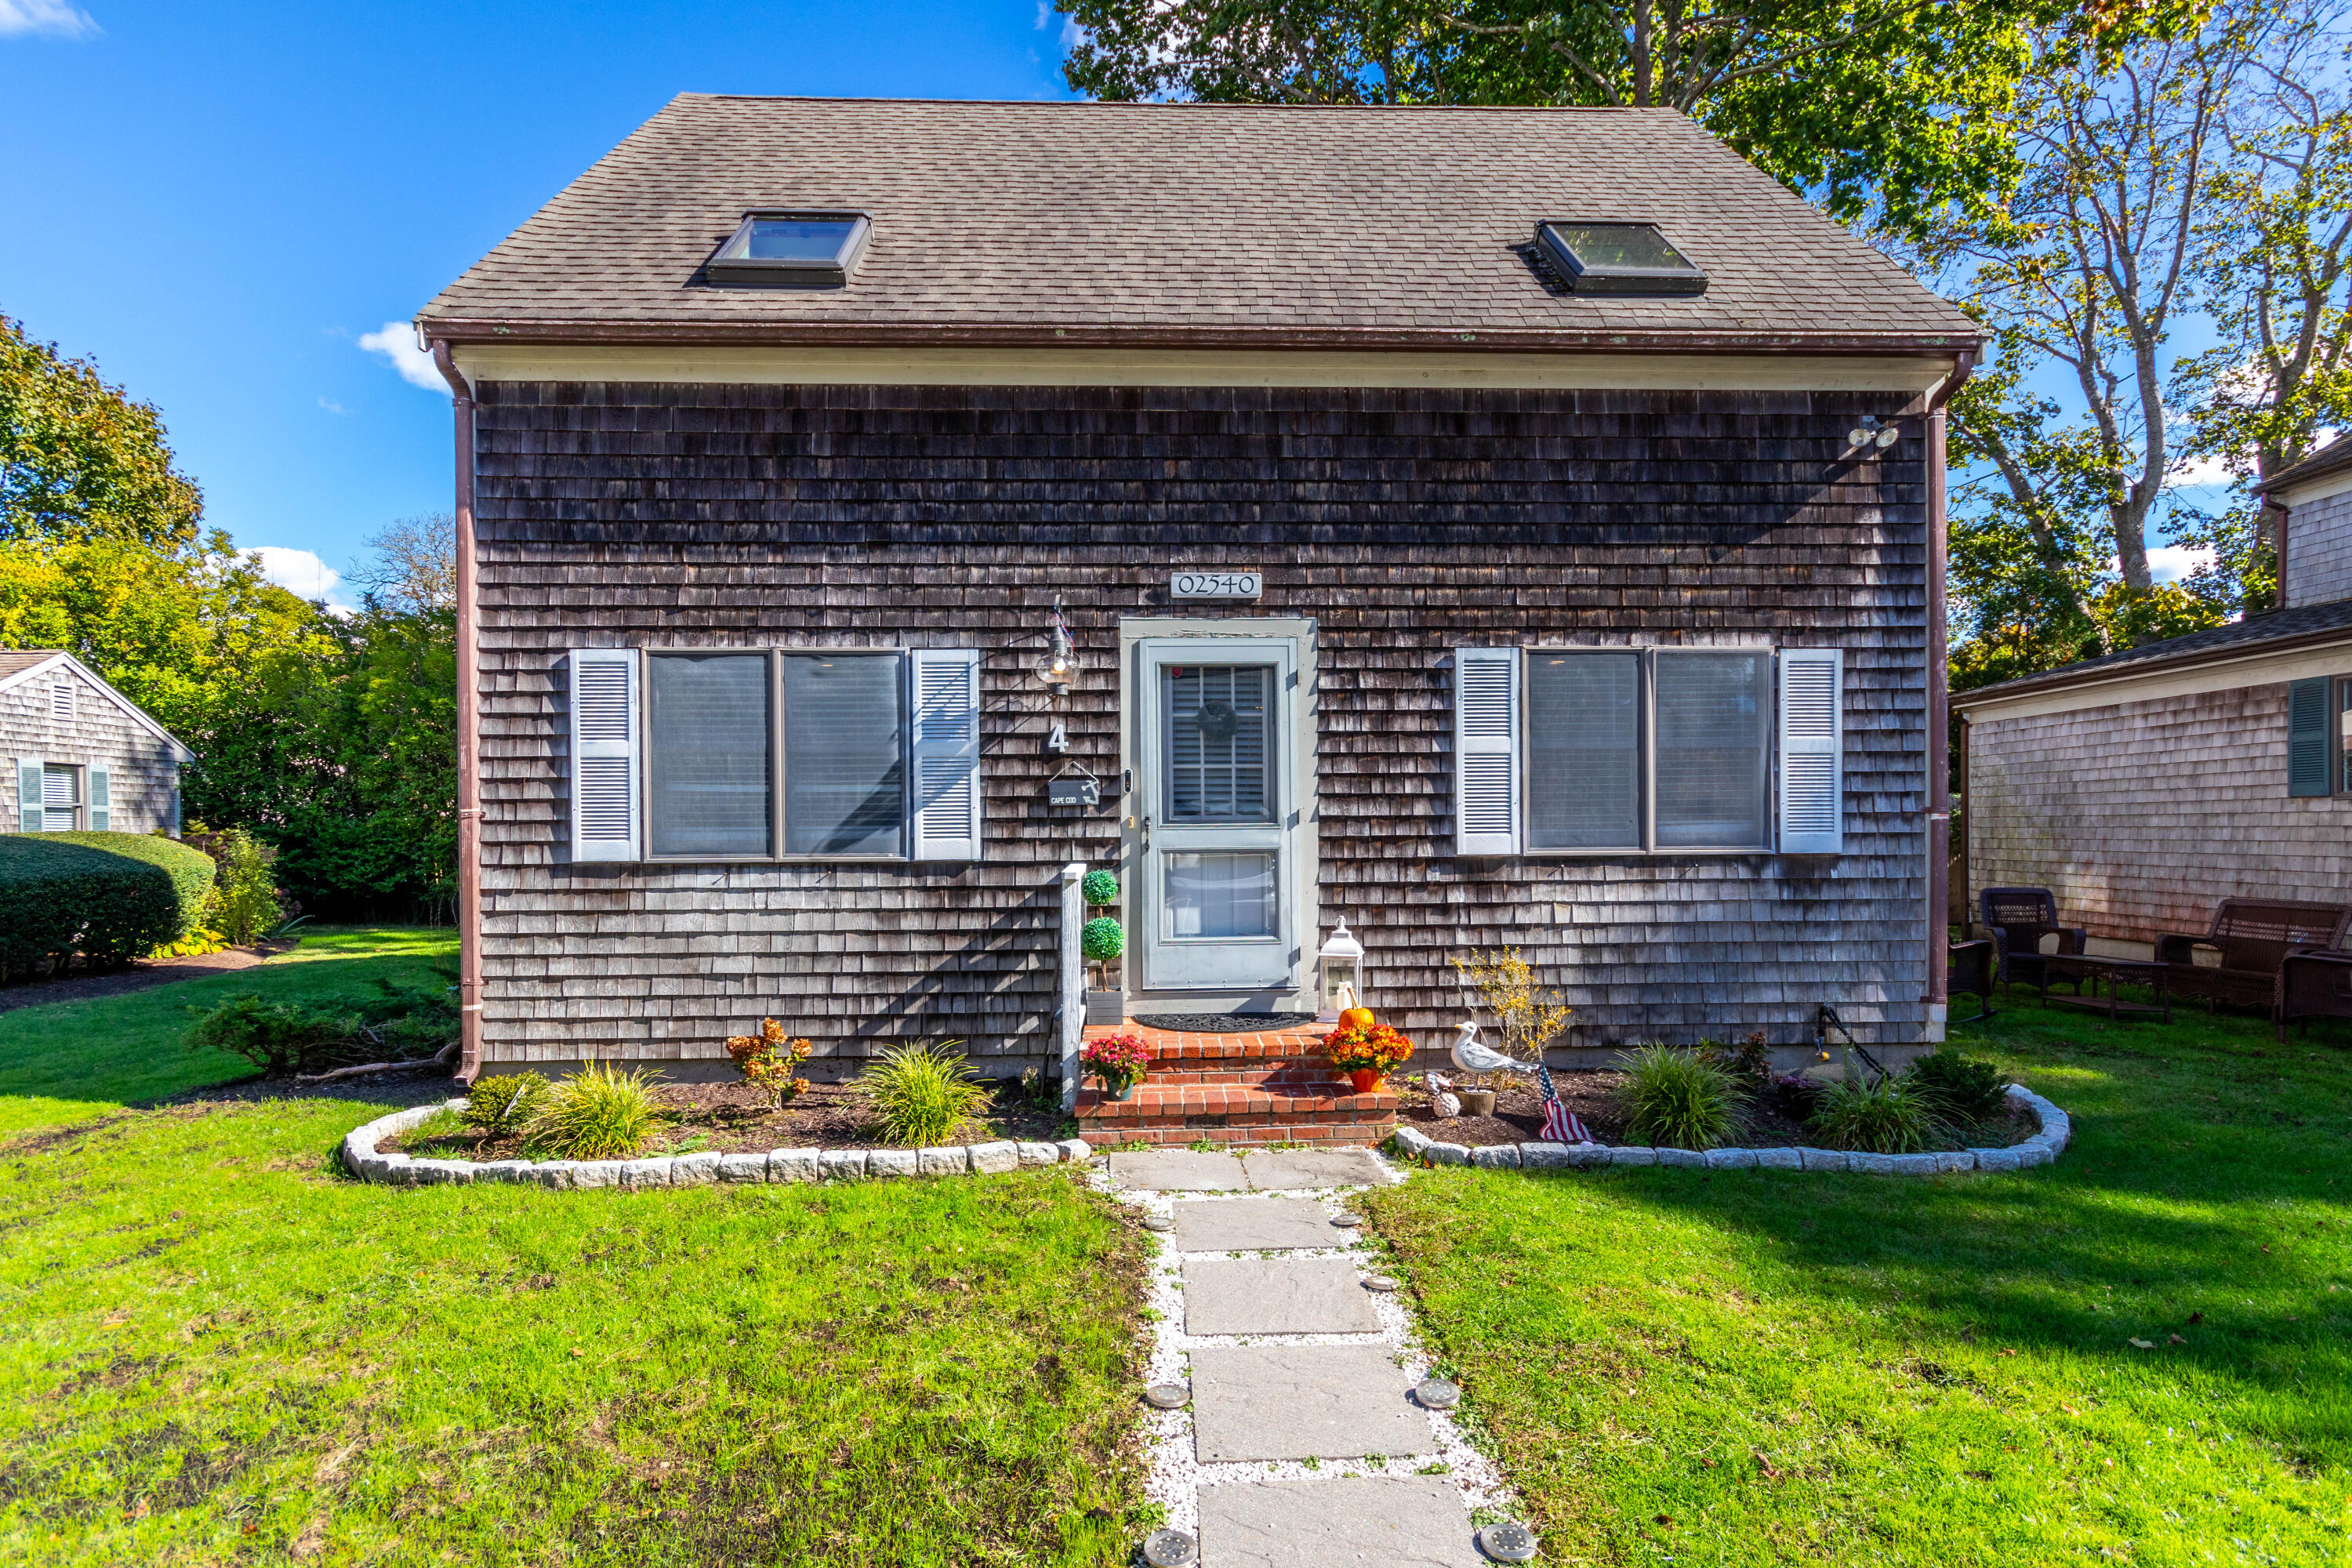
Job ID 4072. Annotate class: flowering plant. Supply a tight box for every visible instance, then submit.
[1081,1033,1154,1090]
[1323,1021,1413,1076]
[725,1018,814,1110]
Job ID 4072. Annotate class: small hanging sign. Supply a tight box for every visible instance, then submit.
[1049,777,1099,807]
[1170,569,1262,601]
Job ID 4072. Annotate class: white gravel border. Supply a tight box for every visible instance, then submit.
[1392,1082,2073,1174]
[338,1099,1094,1187]
[1094,1156,1518,1539]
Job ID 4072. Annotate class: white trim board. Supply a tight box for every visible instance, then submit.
[1955,635,2352,724]
[2273,466,2352,510]
[452,343,1960,394]
[0,652,195,762]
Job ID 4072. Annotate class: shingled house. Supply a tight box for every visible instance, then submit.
[1958,434,2352,946]
[416,95,1980,1132]
[2,651,192,836]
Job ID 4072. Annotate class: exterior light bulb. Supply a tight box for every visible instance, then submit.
[1846,426,1872,448]
[1875,424,1900,448]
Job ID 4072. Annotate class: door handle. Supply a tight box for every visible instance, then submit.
[1141,815,1152,850]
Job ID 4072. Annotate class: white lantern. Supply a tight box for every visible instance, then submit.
[1316,919,1366,1022]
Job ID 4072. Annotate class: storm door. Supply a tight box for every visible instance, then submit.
[1134,640,1296,993]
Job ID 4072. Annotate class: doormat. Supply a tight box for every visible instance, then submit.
[1131,1012,1318,1034]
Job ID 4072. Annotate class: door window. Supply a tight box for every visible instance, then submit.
[1163,665,1272,822]
[1163,851,1279,939]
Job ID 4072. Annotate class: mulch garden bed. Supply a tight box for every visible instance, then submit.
[1395,1072,2038,1152]
[390,1078,1072,1160]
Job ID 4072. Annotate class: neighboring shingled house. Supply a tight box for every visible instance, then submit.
[414,95,1983,1132]
[1956,434,2352,946]
[1,651,194,837]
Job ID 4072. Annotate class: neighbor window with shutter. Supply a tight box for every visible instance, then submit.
[41,763,79,832]
[2286,676,2340,797]
[1454,645,1834,856]
[566,646,980,863]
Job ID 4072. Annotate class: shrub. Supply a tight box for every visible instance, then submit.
[0,831,216,977]
[858,1040,994,1146]
[725,1018,813,1109]
[1906,1048,2009,1125]
[187,994,354,1076]
[525,1063,669,1160]
[1616,1044,1745,1150]
[1808,1076,1944,1153]
[1080,916,1125,963]
[1080,869,1120,906]
[188,826,284,946]
[1766,1072,1824,1122]
[464,1073,548,1136]
[1700,1030,1773,1084]
[1451,948,1572,1069]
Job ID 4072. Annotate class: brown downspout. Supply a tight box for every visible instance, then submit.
[431,338,484,1083]
[1923,349,1976,1016]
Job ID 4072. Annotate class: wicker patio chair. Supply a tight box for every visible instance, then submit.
[1947,939,1995,1024]
[1978,887,2086,994]
[2156,898,2352,1024]
[2281,949,2352,1042]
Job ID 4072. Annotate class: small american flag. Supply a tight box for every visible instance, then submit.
[1534,1058,1592,1144]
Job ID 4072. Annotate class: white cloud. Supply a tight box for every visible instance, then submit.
[2148,544,2216,583]
[253,546,357,612]
[317,396,349,416]
[2165,450,2235,489]
[358,321,448,395]
[0,0,99,39]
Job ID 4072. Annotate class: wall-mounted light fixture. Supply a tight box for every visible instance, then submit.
[1846,415,1901,452]
[1033,599,1080,697]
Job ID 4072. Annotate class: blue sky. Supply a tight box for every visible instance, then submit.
[1,0,1082,606]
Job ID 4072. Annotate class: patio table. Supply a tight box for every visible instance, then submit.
[2040,952,2172,1024]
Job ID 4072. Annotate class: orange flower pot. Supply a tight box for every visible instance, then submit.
[1348,1069,1383,1093]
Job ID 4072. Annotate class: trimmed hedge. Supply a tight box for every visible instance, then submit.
[0,832,216,977]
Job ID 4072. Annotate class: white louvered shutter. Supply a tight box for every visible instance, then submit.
[909,648,983,862]
[88,763,109,832]
[16,759,39,833]
[569,648,641,862]
[1777,648,1844,854]
[1454,648,1521,856]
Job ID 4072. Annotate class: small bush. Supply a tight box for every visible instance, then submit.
[525,1063,668,1160]
[724,1018,813,1110]
[1906,1048,2009,1124]
[1080,916,1125,963]
[187,826,284,946]
[858,1040,994,1147]
[188,994,353,1076]
[1700,1030,1773,1084]
[464,1073,549,1136]
[0,831,216,977]
[1617,1045,1745,1150]
[1766,1072,1824,1122]
[1808,1075,1944,1153]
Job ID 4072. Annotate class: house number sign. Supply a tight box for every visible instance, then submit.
[1170,570,1262,601]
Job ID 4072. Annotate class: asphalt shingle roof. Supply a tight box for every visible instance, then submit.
[419,96,1980,351]
[0,651,64,681]
[2256,432,2352,495]
[1955,597,2352,704]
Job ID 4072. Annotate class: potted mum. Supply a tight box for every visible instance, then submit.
[1081,1031,1153,1100]
[1323,1018,1413,1093]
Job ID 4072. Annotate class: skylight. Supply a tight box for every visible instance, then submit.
[1534,223,1708,297]
[706,211,873,287]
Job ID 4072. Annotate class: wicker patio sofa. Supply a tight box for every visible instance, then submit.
[2281,949,2352,1041]
[2155,898,2352,1028]
[1979,887,2088,993]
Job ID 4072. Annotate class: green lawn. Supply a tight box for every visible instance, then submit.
[1364,996,2352,1565]
[0,929,1150,1567]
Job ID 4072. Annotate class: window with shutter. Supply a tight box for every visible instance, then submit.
[88,762,109,832]
[568,648,641,862]
[782,654,905,855]
[1454,648,1521,855]
[42,764,79,833]
[1776,648,1844,854]
[1655,650,1771,849]
[2288,676,2332,797]
[909,648,983,861]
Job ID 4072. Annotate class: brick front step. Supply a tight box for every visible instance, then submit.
[1074,1082,1399,1151]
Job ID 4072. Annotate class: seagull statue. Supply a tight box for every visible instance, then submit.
[1450,1019,1535,1078]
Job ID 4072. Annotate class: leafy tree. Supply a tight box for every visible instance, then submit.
[1058,0,2084,235]
[1,314,203,552]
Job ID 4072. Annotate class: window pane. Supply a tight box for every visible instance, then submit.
[1163,665,1273,822]
[1655,651,1769,848]
[1163,852,1277,939]
[1526,653,1642,850]
[741,218,855,262]
[648,655,771,858]
[785,654,904,855]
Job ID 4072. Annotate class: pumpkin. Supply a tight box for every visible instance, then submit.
[1338,1005,1375,1032]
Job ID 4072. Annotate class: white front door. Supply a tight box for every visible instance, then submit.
[1134,638,1298,994]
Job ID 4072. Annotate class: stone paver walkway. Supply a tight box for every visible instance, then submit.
[1102,1148,1522,1566]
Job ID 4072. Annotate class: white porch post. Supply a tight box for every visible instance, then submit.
[1059,862,1087,1111]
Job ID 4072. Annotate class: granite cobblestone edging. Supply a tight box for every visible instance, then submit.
[1391,1084,2072,1176]
[339,1100,1094,1189]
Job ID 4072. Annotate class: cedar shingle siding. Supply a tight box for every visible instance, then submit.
[2286,488,2352,609]
[472,379,1933,1073]
[2,665,181,835]
[1967,682,2352,942]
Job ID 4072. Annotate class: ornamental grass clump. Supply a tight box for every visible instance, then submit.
[524,1062,669,1160]
[1807,1074,1942,1154]
[1617,1044,1746,1150]
[858,1040,994,1147]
